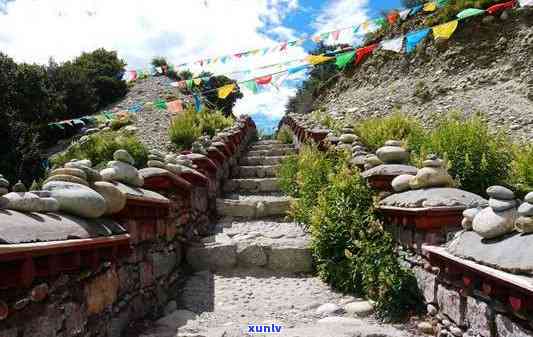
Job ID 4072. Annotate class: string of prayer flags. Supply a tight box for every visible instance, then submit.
[306,54,334,65]
[288,64,310,74]
[432,20,459,40]
[217,83,236,99]
[153,99,167,110]
[193,94,202,112]
[255,75,273,85]
[410,4,424,15]
[186,79,194,90]
[355,44,378,65]
[423,2,438,12]
[242,80,259,94]
[167,100,183,114]
[437,0,449,6]
[487,0,516,14]
[335,51,356,69]
[405,28,430,53]
[331,30,340,41]
[380,36,404,53]
[456,8,486,19]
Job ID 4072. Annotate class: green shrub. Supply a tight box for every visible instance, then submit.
[417,113,512,196]
[110,113,133,131]
[355,112,428,153]
[278,155,299,197]
[169,108,233,150]
[509,143,533,197]
[276,126,293,144]
[51,131,148,169]
[310,167,422,321]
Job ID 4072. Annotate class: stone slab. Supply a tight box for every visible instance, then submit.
[380,187,487,209]
[447,230,533,275]
[361,164,417,178]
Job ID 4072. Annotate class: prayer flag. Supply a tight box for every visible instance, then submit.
[331,30,340,41]
[405,28,430,53]
[424,2,437,12]
[306,54,334,65]
[288,64,310,74]
[335,51,355,69]
[255,75,273,85]
[380,36,404,53]
[355,44,378,64]
[193,94,202,112]
[399,9,411,20]
[186,79,193,89]
[218,84,235,99]
[242,80,258,94]
[487,0,516,14]
[432,20,458,40]
[387,11,399,25]
[456,8,486,19]
[193,78,202,86]
[154,99,167,110]
[410,5,423,15]
[167,100,183,114]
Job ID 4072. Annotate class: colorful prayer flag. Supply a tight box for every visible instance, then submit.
[186,79,193,90]
[331,30,340,41]
[288,64,310,74]
[218,84,235,99]
[405,28,430,53]
[335,51,355,69]
[387,11,399,25]
[432,20,458,40]
[456,8,486,19]
[306,54,334,65]
[487,0,516,14]
[193,78,202,86]
[167,100,183,114]
[423,2,437,12]
[242,80,258,94]
[380,36,404,53]
[356,44,378,64]
[410,5,423,15]
[154,99,167,110]
[255,75,273,85]
[193,94,202,112]
[399,8,411,20]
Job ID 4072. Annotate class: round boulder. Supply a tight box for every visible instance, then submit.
[43,181,107,218]
[391,174,415,192]
[472,207,517,239]
[376,146,409,164]
[486,186,514,200]
[91,181,127,215]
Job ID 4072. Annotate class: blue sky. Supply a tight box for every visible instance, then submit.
[0,0,404,133]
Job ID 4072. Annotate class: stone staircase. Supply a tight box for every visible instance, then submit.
[186,139,312,273]
[136,140,417,337]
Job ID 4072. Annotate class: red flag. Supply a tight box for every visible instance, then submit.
[355,44,378,65]
[234,53,243,58]
[130,70,137,81]
[487,0,516,14]
[255,75,272,85]
[387,11,399,25]
[331,30,340,40]
[167,100,183,114]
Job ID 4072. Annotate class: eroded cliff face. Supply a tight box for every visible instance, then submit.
[315,8,533,142]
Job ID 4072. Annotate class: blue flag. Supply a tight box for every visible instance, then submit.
[405,28,430,53]
[410,4,423,15]
[193,94,202,112]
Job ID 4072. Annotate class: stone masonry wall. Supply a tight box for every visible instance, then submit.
[0,118,256,337]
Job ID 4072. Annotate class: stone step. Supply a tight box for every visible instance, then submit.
[216,194,291,218]
[246,148,297,157]
[185,221,312,273]
[249,143,295,151]
[223,178,280,193]
[232,165,279,178]
[240,155,287,166]
[251,140,283,145]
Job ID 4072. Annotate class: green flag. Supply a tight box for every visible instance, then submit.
[153,99,167,110]
[335,51,356,69]
[186,79,194,90]
[456,8,485,19]
[243,80,258,94]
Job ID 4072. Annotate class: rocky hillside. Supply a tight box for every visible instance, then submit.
[315,8,533,143]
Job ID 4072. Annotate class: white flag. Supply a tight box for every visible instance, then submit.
[520,0,533,6]
[380,36,404,53]
[399,9,411,20]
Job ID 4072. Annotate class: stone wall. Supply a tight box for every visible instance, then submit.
[279,116,533,337]
[315,7,533,143]
[0,117,256,337]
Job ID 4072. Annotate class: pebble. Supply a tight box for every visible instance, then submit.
[113,149,135,166]
[525,192,533,204]
[315,303,343,316]
[344,300,374,317]
[518,202,533,216]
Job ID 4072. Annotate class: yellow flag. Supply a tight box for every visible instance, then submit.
[305,54,334,65]
[432,20,458,40]
[193,78,202,86]
[424,2,437,11]
[217,84,235,99]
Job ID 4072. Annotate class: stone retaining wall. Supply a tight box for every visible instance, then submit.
[279,115,533,337]
[0,117,256,337]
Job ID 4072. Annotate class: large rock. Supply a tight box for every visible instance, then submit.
[380,187,487,209]
[3,192,59,213]
[91,181,127,215]
[344,301,374,317]
[525,192,533,204]
[65,161,102,182]
[518,202,533,216]
[486,186,515,200]
[361,164,417,178]
[409,167,454,189]
[515,216,533,233]
[489,198,517,212]
[237,243,267,267]
[49,168,87,181]
[391,174,415,192]
[339,134,357,144]
[472,207,517,239]
[44,174,89,186]
[101,161,144,187]
[113,149,135,165]
[447,230,533,274]
[43,181,107,218]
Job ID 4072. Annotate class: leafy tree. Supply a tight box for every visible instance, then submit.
[200,75,243,117]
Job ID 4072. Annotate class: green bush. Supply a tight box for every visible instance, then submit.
[417,113,512,196]
[51,131,148,169]
[276,126,293,144]
[354,112,428,153]
[169,108,233,150]
[509,143,533,197]
[278,155,299,197]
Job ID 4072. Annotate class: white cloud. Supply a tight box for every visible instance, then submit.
[311,0,370,45]
[0,0,309,132]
